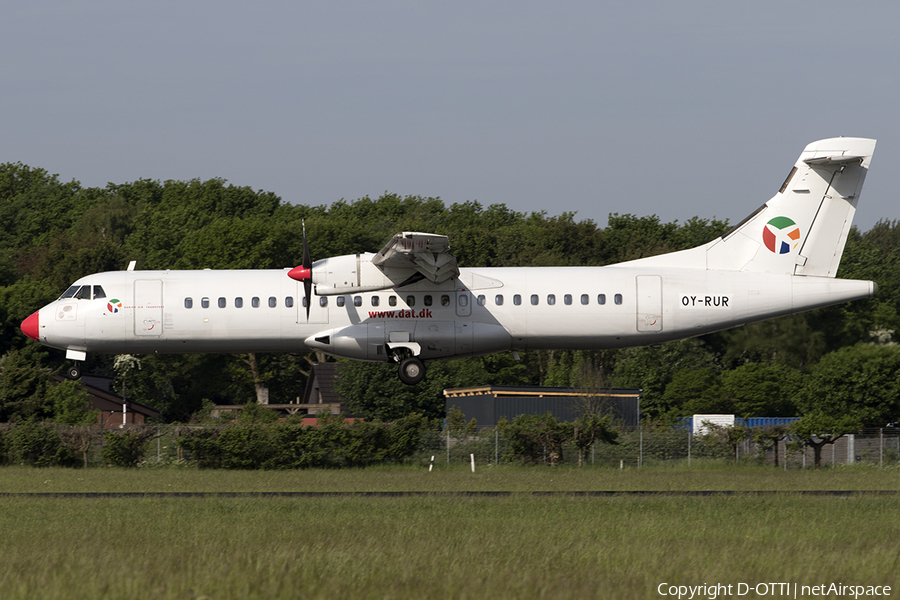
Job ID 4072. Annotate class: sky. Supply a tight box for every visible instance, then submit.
[4,1,899,234]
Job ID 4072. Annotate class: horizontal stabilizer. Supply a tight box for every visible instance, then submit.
[804,154,865,167]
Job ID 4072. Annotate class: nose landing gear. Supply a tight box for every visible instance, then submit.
[66,363,82,380]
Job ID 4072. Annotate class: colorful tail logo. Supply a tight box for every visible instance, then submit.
[762,217,801,254]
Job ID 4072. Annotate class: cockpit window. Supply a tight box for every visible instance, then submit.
[60,285,80,299]
[74,286,92,300]
[93,286,106,299]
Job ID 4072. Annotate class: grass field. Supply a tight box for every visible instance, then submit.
[1,464,899,599]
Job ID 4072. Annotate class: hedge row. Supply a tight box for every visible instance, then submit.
[0,414,433,469]
[178,414,430,469]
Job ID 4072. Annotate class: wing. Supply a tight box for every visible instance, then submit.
[372,232,460,284]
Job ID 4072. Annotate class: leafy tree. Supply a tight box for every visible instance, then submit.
[447,405,477,436]
[0,347,52,421]
[48,380,99,425]
[715,315,831,369]
[751,424,790,467]
[502,412,570,465]
[790,412,861,469]
[611,339,720,419]
[662,368,725,417]
[571,413,618,468]
[720,363,800,417]
[336,355,523,421]
[796,344,900,427]
[698,422,750,464]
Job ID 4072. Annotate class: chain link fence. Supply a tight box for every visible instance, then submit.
[407,426,900,469]
[3,422,900,468]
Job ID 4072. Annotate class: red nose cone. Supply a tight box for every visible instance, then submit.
[288,266,311,281]
[21,311,40,341]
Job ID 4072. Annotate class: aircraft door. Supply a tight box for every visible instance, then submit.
[134,280,163,336]
[456,292,471,317]
[636,275,663,333]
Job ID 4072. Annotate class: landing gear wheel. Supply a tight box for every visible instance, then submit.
[67,364,82,380]
[397,357,426,385]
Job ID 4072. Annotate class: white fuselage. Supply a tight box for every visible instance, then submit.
[30,264,875,362]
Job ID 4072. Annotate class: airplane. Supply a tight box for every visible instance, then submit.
[21,137,877,386]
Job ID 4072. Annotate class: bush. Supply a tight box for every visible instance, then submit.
[101,430,151,467]
[7,421,78,467]
[502,413,571,465]
[177,416,432,470]
[0,424,9,466]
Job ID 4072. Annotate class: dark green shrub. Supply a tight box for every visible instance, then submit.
[8,421,78,467]
[101,430,148,467]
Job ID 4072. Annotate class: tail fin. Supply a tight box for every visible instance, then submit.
[706,137,876,277]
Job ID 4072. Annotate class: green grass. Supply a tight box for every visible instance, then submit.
[1,465,899,599]
[3,462,900,493]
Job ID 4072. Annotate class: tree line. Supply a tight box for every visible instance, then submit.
[2,162,900,429]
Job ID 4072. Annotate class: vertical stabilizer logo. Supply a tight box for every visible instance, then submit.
[762,217,801,254]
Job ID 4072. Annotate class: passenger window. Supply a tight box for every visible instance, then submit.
[218,297,226,308]
[389,296,397,307]
[353,296,362,307]
[268,297,277,308]
[514,294,522,306]
[581,294,589,305]
[459,294,468,307]
[286,297,294,308]
[564,294,572,306]
[598,294,606,305]
[372,296,380,307]
[477,295,486,306]
[185,298,193,309]
[406,295,415,307]
[337,296,346,307]
[530,294,539,306]
[495,295,503,306]
[235,297,243,308]
[319,297,327,307]
[441,295,450,307]
[201,297,210,309]
[75,286,92,300]
[547,294,556,306]
[615,293,623,305]
[93,286,106,299]
[252,297,260,308]
[424,295,433,306]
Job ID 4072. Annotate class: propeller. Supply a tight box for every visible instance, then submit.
[287,221,313,319]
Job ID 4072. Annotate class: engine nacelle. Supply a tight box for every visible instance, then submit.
[310,253,415,295]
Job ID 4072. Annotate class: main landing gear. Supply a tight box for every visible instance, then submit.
[392,348,426,385]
